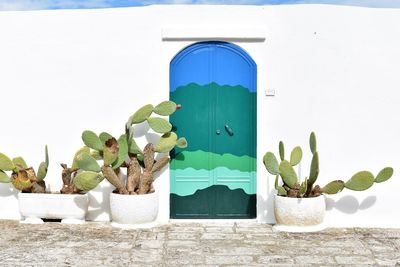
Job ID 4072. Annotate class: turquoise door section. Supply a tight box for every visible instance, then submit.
[170,42,257,219]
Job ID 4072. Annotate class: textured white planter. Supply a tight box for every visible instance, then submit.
[18,193,89,224]
[273,194,326,232]
[110,191,159,228]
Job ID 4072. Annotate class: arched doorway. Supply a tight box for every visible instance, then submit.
[169,41,257,218]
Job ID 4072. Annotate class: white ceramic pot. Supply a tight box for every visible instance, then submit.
[18,192,89,224]
[110,191,159,228]
[274,194,326,232]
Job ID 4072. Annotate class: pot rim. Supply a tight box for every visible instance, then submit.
[110,190,158,198]
[18,192,88,198]
[275,194,325,200]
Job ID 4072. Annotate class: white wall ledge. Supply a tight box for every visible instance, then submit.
[162,27,266,42]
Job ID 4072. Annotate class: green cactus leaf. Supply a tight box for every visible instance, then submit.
[176,137,188,149]
[375,167,394,183]
[345,171,375,191]
[36,162,48,182]
[279,141,285,161]
[155,132,178,153]
[274,174,279,190]
[73,171,104,192]
[99,132,113,145]
[44,145,49,168]
[0,153,15,171]
[130,104,154,124]
[76,153,101,172]
[137,153,144,162]
[308,152,319,185]
[290,146,303,166]
[277,186,287,196]
[309,132,317,154]
[0,170,10,183]
[263,152,279,175]
[82,131,103,151]
[103,138,119,166]
[279,160,298,189]
[72,147,91,169]
[153,101,177,116]
[112,135,128,169]
[128,137,143,155]
[147,117,172,133]
[323,180,345,194]
[90,150,102,160]
[12,157,28,170]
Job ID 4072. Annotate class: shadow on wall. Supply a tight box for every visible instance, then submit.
[0,183,21,220]
[86,181,114,221]
[0,183,16,197]
[325,195,377,214]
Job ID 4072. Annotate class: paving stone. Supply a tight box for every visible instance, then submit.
[1,220,400,266]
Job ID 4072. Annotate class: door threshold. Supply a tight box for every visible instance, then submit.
[169,219,258,223]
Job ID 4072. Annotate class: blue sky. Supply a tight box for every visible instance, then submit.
[0,0,399,10]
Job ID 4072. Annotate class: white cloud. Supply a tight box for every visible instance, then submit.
[289,0,400,8]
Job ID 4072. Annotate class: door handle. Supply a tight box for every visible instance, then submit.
[225,125,234,136]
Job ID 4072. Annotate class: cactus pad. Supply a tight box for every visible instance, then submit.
[82,131,103,151]
[176,137,188,149]
[12,157,28,170]
[309,132,317,154]
[0,170,10,183]
[345,171,375,191]
[290,146,303,166]
[73,171,104,191]
[147,117,172,133]
[10,170,32,191]
[279,141,285,161]
[277,186,287,196]
[0,153,15,171]
[99,132,113,144]
[36,162,48,182]
[263,152,279,175]
[112,135,128,169]
[128,137,143,155]
[308,152,319,185]
[76,152,101,172]
[323,180,345,194]
[153,101,177,116]
[72,147,91,169]
[103,137,119,166]
[130,104,154,124]
[279,160,298,189]
[375,167,394,183]
[155,132,178,153]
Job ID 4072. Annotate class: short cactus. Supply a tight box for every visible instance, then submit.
[263,132,394,198]
[0,146,49,193]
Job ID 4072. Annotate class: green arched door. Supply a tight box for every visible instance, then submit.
[170,41,257,218]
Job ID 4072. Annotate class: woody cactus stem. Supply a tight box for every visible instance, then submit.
[101,165,128,194]
[127,157,141,194]
[60,163,79,194]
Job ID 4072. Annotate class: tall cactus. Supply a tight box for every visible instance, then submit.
[72,100,187,195]
[263,132,394,198]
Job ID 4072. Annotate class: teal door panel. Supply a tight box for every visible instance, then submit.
[170,41,257,219]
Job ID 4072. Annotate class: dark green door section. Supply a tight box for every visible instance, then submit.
[170,41,257,219]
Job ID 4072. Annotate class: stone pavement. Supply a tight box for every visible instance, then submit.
[0,220,399,266]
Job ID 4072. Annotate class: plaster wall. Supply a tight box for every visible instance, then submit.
[0,5,399,227]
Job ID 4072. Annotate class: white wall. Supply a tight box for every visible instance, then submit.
[0,5,399,227]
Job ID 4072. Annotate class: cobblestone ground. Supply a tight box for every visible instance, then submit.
[0,220,400,266]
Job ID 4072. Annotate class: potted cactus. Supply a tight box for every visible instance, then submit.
[0,147,94,224]
[263,132,394,232]
[74,101,187,227]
